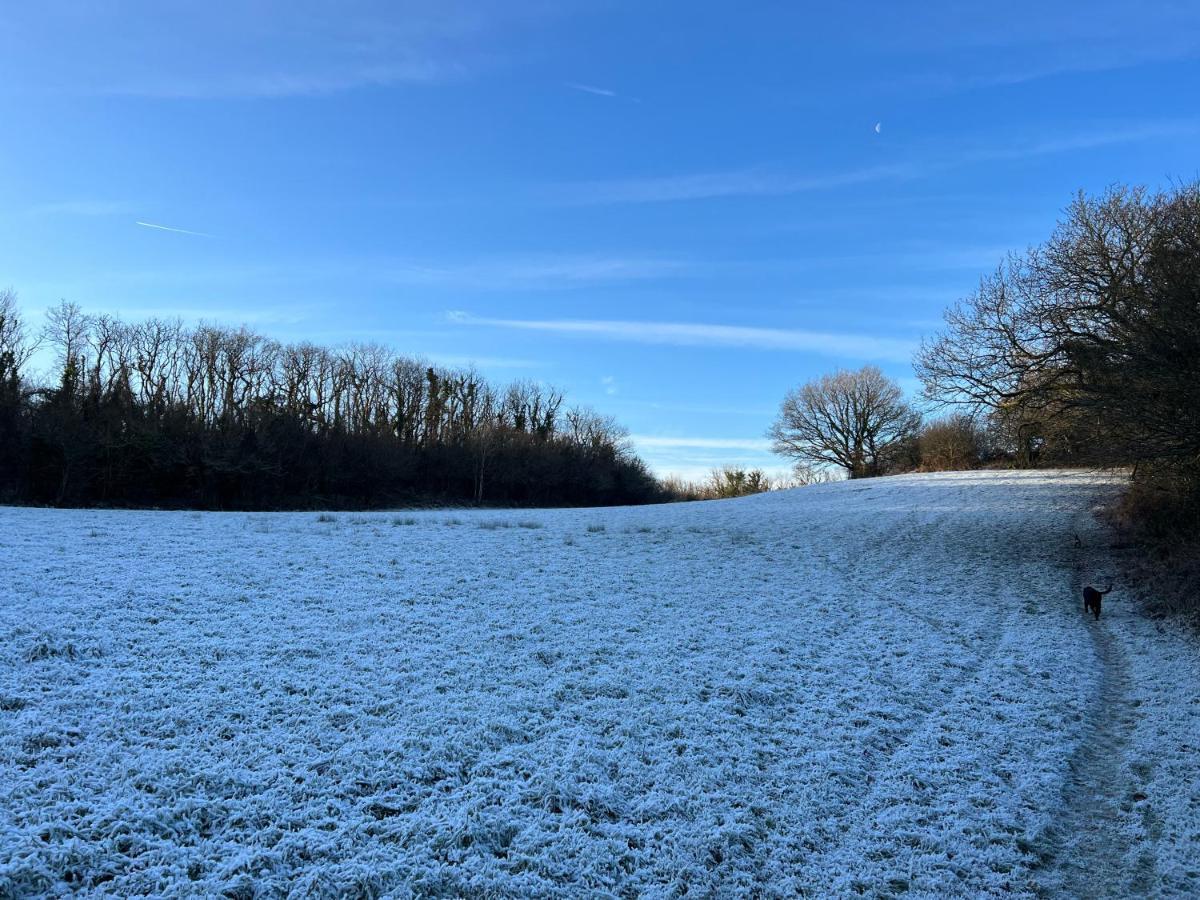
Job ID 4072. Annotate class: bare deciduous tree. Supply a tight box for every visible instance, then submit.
[0,288,38,377]
[43,300,91,390]
[0,296,665,508]
[769,366,920,479]
[915,183,1200,467]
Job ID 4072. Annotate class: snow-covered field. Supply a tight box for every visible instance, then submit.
[1,470,1198,897]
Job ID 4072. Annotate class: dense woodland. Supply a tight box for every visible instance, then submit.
[916,183,1200,475]
[0,294,663,509]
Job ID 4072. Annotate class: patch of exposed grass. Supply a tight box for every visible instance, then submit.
[24,637,79,663]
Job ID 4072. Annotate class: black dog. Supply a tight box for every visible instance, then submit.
[1083,584,1112,620]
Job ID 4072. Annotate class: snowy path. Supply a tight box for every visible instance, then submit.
[1,470,1198,897]
[1026,507,1180,898]
[1032,606,1142,897]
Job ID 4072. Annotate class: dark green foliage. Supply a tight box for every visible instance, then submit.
[0,298,665,510]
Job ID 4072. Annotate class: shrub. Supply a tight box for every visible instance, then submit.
[661,467,775,500]
[915,415,986,472]
[1105,466,1200,619]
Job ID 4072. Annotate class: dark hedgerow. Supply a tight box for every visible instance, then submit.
[0,292,666,510]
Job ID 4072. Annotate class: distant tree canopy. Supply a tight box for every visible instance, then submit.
[0,295,664,509]
[657,467,773,502]
[768,366,920,479]
[915,183,1200,471]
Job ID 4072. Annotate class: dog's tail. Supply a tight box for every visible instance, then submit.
[1099,583,1114,595]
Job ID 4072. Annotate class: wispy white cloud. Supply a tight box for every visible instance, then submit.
[384,255,693,288]
[106,60,457,100]
[552,163,915,205]
[965,119,1200,162]
[944,49,1196,93]
[566,81,617,98]
[648,462,795,481]
[631,433,785,481]
[448,312,916,363]
[631,435,773,451]
[136,221,212,237]
[8,254,694,305]
[7,2,556,100]
[548,118,1197,206]
[858,2,1200,96]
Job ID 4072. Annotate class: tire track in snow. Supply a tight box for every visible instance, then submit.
[794,476,1110,895]
[791,489,1023,886]
[685,492,1017,892]
[1029,506,1154,898]
[797,609,1023,883]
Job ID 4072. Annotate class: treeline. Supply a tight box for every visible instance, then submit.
[0,293,664,509]
[916,183,1200,476]
[770,182,1199,509]
[766,363,1069,482]
[915,182,1200,611]
[886,413,1037,474]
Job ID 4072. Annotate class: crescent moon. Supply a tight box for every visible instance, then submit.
[874,122,882,134]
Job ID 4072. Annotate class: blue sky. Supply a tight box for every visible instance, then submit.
[1,2,1197,477]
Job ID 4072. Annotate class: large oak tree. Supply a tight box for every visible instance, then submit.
[769,366,920,479]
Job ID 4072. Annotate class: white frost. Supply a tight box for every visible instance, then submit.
[1,470,1196,896]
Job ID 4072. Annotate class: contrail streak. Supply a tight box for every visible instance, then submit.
[566,82,617,97]
[136,220,212,237]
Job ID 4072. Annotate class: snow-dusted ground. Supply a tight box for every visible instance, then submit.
[1,470,1197,897]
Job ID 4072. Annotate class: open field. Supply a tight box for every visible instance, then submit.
[1,471,1198,897]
